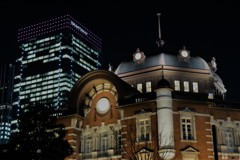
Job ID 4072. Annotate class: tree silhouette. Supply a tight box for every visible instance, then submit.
[6,104,73,160]
[122,119,158,160]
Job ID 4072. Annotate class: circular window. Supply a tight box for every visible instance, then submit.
[96,97,110,114]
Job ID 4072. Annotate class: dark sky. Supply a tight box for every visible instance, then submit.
[0,1,240,101]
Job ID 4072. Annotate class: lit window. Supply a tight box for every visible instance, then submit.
[85,136,92,153]
[179,108,196,141]
[216,120,240,152]
[101,133,109,151]
[183,81,189,92]
[137,119,150,142]
[192,82,199,93]
[235,123,240,146]
[225,128,234,148]
[181,118,193,140]
[146,81,152,92]
[137,83,142,93]
[208,93,214,99]
[174,80,180,91]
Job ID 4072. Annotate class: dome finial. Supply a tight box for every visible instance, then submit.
[156,13,164,48]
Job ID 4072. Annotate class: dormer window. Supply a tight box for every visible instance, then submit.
[174,80,180,91]
[183,81,190,92]
[192,82,199,93]
[137,83,143,93]
[146,81,152,92]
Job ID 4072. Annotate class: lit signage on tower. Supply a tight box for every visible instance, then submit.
[71,21,88,36]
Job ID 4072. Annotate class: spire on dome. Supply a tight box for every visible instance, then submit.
[156,13,164,48]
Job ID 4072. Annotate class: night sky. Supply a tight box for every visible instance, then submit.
[0,1,240,101]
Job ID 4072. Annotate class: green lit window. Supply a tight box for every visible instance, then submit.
[137,83,142,93]
[192,82,199,93]
[183,81,189,92]
[174,80,180,91]
[146,81,152,92]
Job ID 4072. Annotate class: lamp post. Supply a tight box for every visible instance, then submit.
[136,147,153,160]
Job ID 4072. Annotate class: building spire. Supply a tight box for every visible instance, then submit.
[156,13,164,48]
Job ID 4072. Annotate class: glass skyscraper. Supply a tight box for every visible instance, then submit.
[12,14,101,130]
[0,64,15,144]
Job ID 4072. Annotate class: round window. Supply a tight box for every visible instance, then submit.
[96,97,110,114]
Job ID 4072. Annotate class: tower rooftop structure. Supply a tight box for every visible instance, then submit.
[17,14,101,51]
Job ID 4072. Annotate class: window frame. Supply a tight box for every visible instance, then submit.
[85,136,93,153]
[146,81,152,93]
[174,80,180,91]
[137,83,143,93]
[192,82,199,93]
[135,113,152,142]
[179,108,196,141]
[101,133,109,152]
[183,81,190,92]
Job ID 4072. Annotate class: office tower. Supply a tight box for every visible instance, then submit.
[0,64,14,144]
[12,14,101,130]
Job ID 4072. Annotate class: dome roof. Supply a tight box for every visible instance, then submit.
[114,52,210,74]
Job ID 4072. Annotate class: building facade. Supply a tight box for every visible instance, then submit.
[12,14,102,131]
[60,48,240,160]
[0,64,14,144]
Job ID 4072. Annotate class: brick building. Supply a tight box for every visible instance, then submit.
[59,47,240,160]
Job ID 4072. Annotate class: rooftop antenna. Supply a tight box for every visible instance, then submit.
[156,13,164,48]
